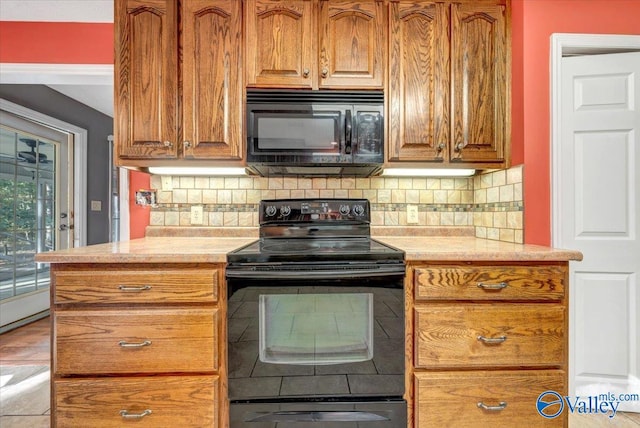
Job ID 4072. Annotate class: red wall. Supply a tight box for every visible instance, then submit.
[0,22,113,63]
[514,0,640,245]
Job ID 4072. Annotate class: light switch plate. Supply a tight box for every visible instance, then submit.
[161,176,173,191]
[407,204,419,224]
[190,205,204,225]
[90,200,102,211]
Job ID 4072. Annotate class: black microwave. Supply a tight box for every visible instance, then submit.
[246,90,384,177]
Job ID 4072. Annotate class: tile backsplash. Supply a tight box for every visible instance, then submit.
[148,165,523,243]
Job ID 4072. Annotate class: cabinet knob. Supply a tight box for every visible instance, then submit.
[163,140,173,148]
[321,68,328,78]
[455,142,467,152]
[303,68,310,78]
[183,141,192,149]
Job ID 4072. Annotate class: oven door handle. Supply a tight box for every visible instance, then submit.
[246,410,389,422]
[225,267,405,280]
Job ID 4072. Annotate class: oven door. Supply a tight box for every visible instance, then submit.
[227,274,405,426]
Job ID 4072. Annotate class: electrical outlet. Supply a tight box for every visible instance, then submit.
[90,200,102,211]
[190,205,204,225]
[161,176,173,191]
[407,204,419,224]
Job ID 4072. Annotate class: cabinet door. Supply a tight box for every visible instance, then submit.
[115,0,178,160]
[318,0,385,88]
[450,3,509,164]
[246,0,314,88]
[182,0,243,160]
[387,1,449,162]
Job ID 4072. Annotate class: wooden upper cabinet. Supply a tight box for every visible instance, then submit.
[318,0,385,88]
[386,0,510,167]
[115,0,178,159]
[246,0,384,89]
[182,0,243,160]
[388,1,449,162]
[245,0,315,88]
[115,0,243,165]
[451,2,508,164]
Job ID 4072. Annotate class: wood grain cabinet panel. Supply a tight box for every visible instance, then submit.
[182,0,243,160]
[245,0,315,88]
[318,0,385,88]
[387,1,449,162]
[246,0,384,89]
[115,0,178,160]
[54,376,218,427]
[387,0,510,168]
[115,0,243,165]
[451,3,508,163]
[414,263,566,301]
[53,267,219,304]
[415,304,564,368]
[415,370,565,427]
[54,308,218,375]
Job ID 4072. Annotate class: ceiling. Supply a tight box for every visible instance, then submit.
[0,0,114,117]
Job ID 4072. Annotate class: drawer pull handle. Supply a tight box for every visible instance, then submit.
[477,401,507,412]
[477,335,507,344]
[118,340,152,348]
[120,409,152,419]
[118,285,152,292]
[477,282,507,290]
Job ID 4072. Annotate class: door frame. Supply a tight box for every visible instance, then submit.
[1,98,87,247]
[550,33,640,396]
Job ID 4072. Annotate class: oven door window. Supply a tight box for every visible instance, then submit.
[259,293,373,365]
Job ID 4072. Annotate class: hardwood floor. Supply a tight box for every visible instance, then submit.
[1,317,639,427]
[0,317,50,428]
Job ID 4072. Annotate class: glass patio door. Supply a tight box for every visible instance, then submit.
[0,111,72,330]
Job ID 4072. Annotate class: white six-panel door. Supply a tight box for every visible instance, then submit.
[560,52,640,412]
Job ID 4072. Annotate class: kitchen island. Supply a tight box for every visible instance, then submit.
[36,236,581,427]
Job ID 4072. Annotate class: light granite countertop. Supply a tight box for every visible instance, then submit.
[35,236,582,264]
[376,236,582,262]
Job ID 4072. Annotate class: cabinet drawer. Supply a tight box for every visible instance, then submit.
[415,370,566,427]
[415,304,564,368]
[54,308,218,374]
[54,375,218,427]
[414,264,566,301]
[53,267,219,304]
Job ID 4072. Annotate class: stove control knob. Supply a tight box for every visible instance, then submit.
[265,205,277,217]
[353,204,365,216]
[280,205,291,217]
[339,204,350,216]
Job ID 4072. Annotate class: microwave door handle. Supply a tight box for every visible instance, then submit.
[345,109,352,154]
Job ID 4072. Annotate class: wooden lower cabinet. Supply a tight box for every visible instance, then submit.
[409,261,569,427]
[415,370,565,427]
[49,263,226,427]
[54,376,218,427]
